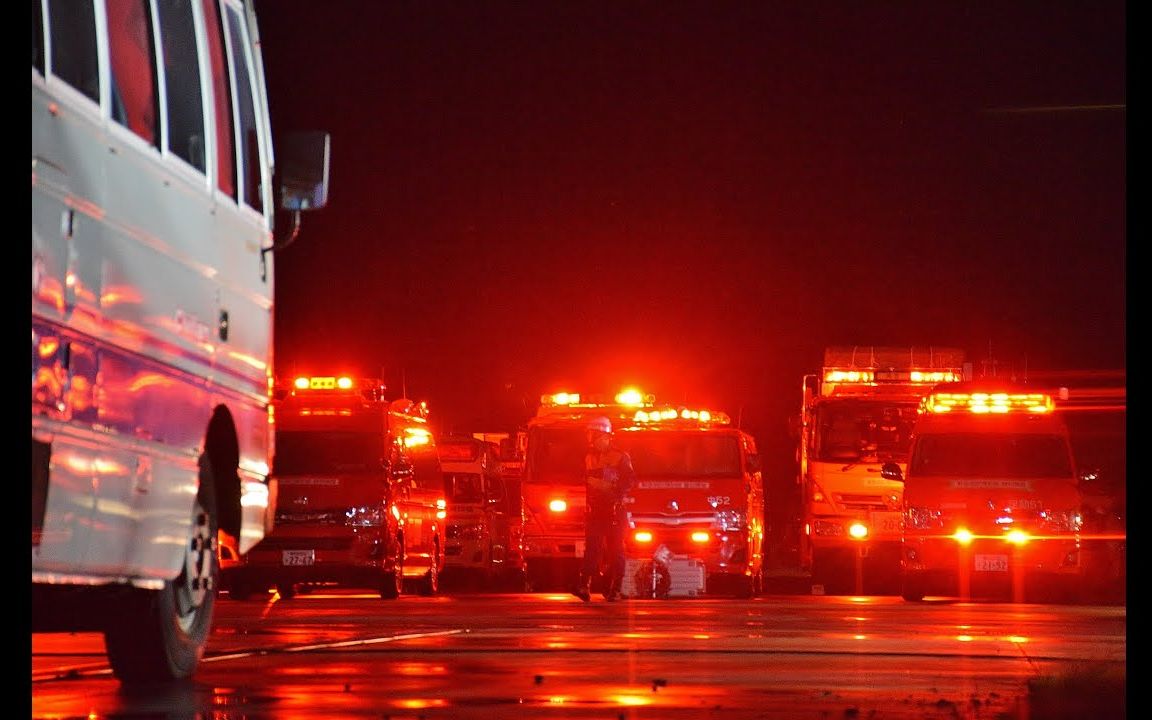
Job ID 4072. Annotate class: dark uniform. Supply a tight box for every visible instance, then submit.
[575,439,635,601]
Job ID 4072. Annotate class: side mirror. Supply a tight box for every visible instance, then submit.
[880,462,903,482]
[278,131,331,211]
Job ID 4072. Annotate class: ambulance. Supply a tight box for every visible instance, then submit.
[223,375,445,600]
[886,384,1086,602]
[614,405,764,598]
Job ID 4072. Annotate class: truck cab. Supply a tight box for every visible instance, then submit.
[439,436,528,591]
[887,384,1086,602]
[615,406,764,598]
[222,376,445,600]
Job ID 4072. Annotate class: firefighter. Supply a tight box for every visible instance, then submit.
[573,416,636,602]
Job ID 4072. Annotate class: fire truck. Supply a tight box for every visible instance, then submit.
[222,375,445,600]
[439,435,528,591]
[788,346,967,594]
[886,383,1088,602]
[614,405,764,598]
[520,389,655,591]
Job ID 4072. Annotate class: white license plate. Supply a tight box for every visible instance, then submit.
[282,550,315,566]
[870,511,903,534]
[974,554,1008,572]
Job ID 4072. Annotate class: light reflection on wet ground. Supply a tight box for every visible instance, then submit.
[33,592,1125,719]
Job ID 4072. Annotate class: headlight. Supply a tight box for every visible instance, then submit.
[811,519,844,537]
[346,505,386,527]
[450,524,486,540]
[1041,509,1083,533]
[714,510,746,531]
[905,506,944,531]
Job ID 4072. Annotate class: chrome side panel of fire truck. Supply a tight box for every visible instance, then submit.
[615,407,765,599]
[790,346,966,594]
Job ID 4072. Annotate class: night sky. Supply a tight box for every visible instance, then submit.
[254,1,1126,462]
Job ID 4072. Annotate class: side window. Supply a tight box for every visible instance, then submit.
[47,0,100,102]
[203,0,235,197]
[106,0,159,146]
[223,2,264,214]
[32,0,45,75]
[157,0,205,171]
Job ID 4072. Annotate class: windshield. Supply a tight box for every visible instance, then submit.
[909,433,1073,478]
[525,428,586,486]
[446,472,484,502]
[814,400,918,463]
[617,433,742,477]
[274,430,386,474]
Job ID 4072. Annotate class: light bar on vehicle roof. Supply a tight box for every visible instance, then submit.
[824,369,962,384]
[540,388,655,407]
[293,375,355,390]
[632,406,731,426]
[923,391,1054,415]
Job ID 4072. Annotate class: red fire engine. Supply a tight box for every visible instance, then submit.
[222,375,445,600]
[614,405,764,598]
[887,384,1088,602]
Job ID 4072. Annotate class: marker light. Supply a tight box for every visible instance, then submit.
[544,392,580,406]
[549,499,567,513]
[690,531,711,543]
[615,388,646,405]
[824,370,875,383]
[634,530,654,543]
[951,528,974,545]
[848,522,869,540]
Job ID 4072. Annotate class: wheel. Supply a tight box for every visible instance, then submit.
[733,574,756,599]
[380,542,404,599]
[900,575,926,602]
[104,455,219,682]
[419,558,440,596]
[503,568,530,593]
[226,581,253,601]
[276,582,297,600]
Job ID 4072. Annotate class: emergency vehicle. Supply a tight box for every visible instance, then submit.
[439,436,528,591]
[788,346,966,594]
[222,376,445,600]
[520,389,654,591]
[886,384,1087,602]
[614,405,764,598]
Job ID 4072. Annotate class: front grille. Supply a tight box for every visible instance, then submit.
[834,493,887,511]
[255,536,354,551]
[276,509,349,524]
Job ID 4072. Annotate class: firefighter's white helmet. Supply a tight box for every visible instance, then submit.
[586,416,613,434]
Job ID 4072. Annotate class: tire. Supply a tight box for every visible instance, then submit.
[733,574,756,600]
[418,562,440,596]
[380,541,403,599]
[419,539,441,596]
[226,581,253,601]
[503,568,530,593]
[276,582,297,600]
[104,455,219,682]
[900,575,926,602]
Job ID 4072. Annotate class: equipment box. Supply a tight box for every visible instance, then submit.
[622,556,706,598]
